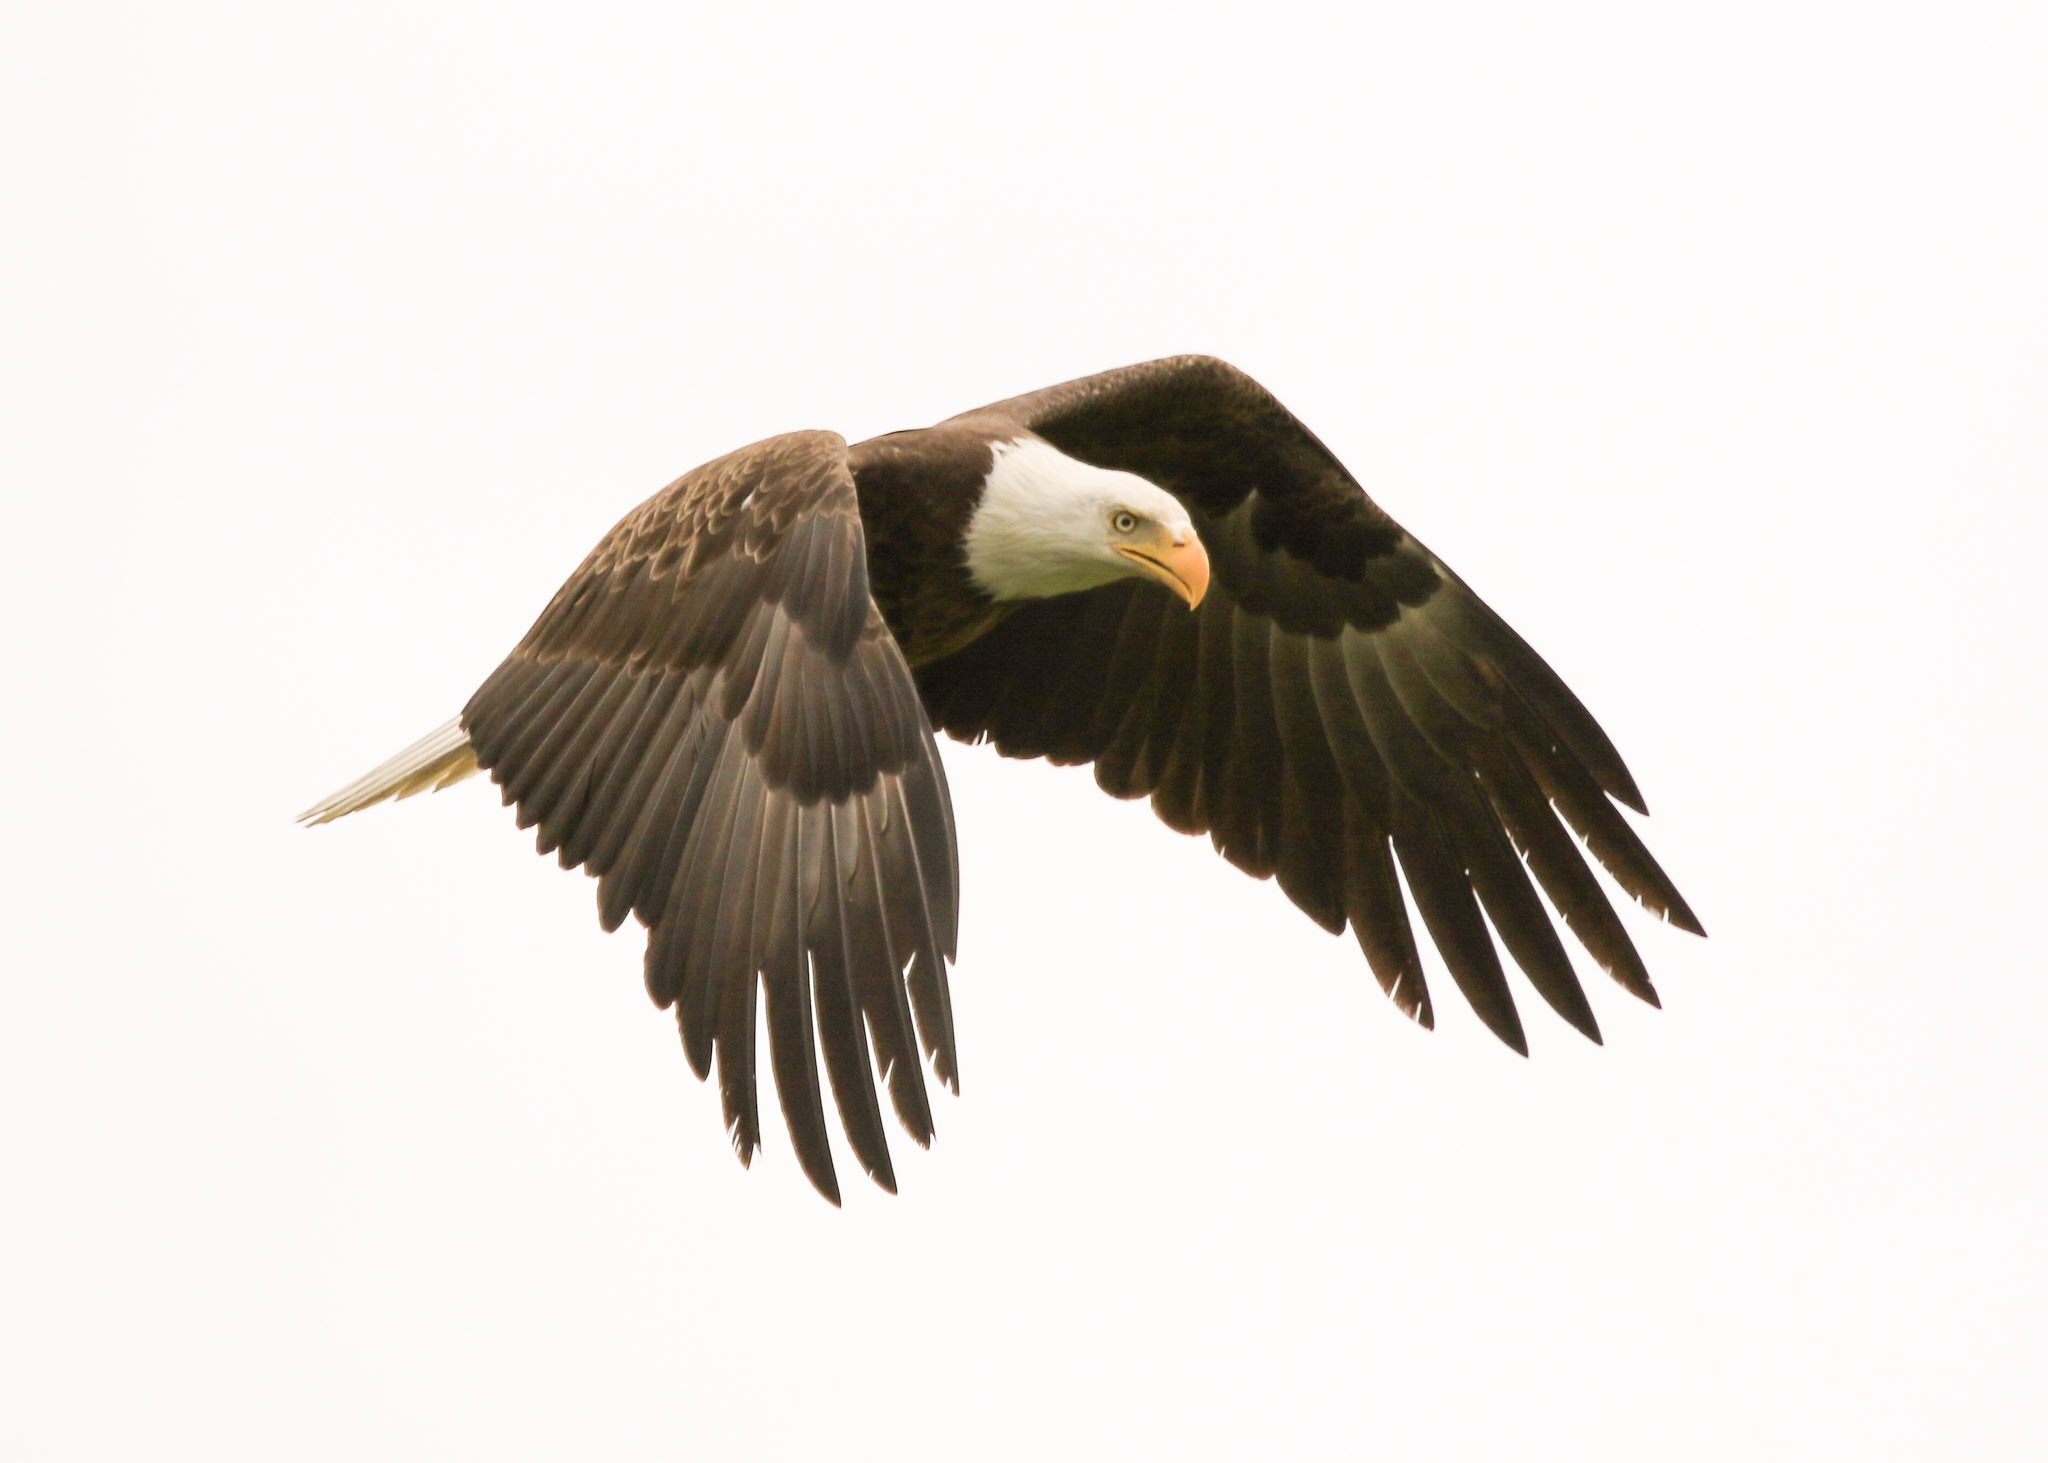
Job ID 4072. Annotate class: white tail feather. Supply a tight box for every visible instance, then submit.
[298,717,480,825]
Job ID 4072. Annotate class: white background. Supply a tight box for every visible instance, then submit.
[6,3,2044,1458]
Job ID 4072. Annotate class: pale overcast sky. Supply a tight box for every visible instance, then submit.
[5,3,2045,1458]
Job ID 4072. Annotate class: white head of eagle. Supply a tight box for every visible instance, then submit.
[963,436,1211,608]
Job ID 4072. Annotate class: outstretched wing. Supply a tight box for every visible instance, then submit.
[920,356,1699,1051]
[462,431,959,1203]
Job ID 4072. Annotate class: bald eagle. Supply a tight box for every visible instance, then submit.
[304,356,1700,1202]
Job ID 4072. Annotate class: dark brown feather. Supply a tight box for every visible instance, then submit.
[1339,803,1433,1026]
[1392,809,1529,1055]
[805,799,898,1191]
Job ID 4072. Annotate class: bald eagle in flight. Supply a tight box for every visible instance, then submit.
[304,356,1701,1203]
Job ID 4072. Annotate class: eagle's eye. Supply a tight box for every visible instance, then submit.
[1111,510,1139,534]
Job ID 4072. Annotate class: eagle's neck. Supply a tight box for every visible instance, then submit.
[848,425,1012,666]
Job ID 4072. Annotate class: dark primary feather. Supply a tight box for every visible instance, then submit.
[462,431,959,1204]
[921,355,1700,1052]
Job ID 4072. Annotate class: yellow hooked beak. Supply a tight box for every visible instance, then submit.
[1113,526,1211,609]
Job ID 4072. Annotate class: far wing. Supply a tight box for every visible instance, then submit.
[923,357,1698,1051]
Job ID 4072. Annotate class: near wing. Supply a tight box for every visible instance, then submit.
[462,431,959,1202]
[918,357,1700,1051]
